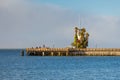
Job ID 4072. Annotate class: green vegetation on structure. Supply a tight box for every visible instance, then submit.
[71,27,89,48]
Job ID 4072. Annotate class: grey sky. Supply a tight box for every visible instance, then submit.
[0,0,120,48]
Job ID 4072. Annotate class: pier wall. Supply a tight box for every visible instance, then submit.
[26,48,120,56]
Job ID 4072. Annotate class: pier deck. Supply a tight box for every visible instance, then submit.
[26,48,120,56]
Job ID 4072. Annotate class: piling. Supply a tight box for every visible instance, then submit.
[51,52,54,56]
[42,52,44,56]
[21,50,24,56]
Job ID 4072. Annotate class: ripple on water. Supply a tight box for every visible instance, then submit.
[0,50,120,80]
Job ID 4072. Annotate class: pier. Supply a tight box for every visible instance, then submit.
[26,48,120,56]
[26,27,120,56]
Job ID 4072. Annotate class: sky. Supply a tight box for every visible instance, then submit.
[0,0,120,48]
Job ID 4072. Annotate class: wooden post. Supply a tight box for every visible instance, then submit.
[51,52,54,56]
[42,52,44,56]
[20,50,24,56]
[58,52,61,56]
[66,52,68,56]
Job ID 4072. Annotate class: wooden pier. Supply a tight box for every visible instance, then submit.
[26,48,120,56]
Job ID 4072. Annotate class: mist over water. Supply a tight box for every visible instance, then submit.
[0,49,120,80]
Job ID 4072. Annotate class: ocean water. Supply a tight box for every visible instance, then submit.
[0,49,120,80]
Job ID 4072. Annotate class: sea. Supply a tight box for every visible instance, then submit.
[0,49,120,80]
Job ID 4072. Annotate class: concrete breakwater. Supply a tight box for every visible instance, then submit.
[26,48,120,56]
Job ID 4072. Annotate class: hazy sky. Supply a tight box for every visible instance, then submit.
[0,0,120,48]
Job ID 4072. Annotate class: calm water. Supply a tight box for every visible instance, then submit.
[0,49,120,80]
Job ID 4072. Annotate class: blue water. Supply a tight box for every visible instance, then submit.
[0,49,120,80]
